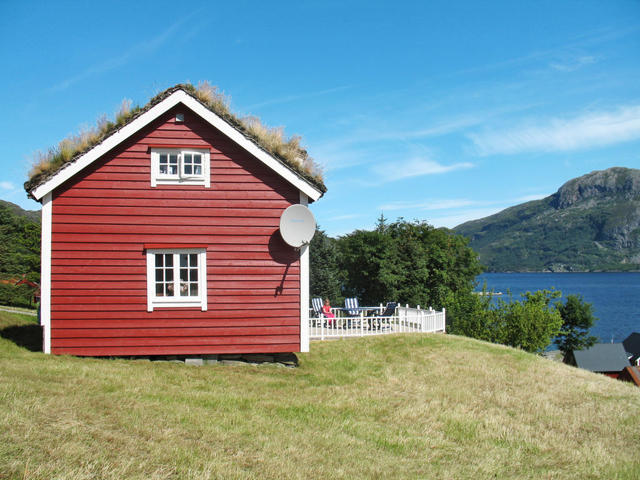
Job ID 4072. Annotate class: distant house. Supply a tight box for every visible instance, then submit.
[14,276,40,305]
[26,85,326,357]
[568,343,631,378]
[618,366,640,387]
[622,332,640,366]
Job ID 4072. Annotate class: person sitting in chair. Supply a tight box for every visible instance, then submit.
[322,298,336,326]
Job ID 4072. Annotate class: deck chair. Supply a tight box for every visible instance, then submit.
[344,297,360,328]
[372,302,397,331]
[344,297,359,316]
[311,297,325,326]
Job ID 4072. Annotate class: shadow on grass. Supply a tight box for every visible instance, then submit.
[0,324,42,352]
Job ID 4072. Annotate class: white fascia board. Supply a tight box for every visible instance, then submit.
[178,95,323,201]
[40,192,52,353]
[31,92,187,201]
[31,90,323,201]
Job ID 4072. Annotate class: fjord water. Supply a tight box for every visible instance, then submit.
[477,273,640,344]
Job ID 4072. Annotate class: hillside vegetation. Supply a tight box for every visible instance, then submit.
[454,167,640,272]
[1,311,638,479]
[0,200,40,307]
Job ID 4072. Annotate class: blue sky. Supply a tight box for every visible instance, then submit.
[1,0,639,236]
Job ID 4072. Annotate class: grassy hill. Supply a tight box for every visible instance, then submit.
[454,167,640,272]
[1,310,639,479]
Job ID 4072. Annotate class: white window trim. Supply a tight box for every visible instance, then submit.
[146,248,208,312]
[150,148,210,187]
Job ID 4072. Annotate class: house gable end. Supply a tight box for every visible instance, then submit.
[31,90,323,202]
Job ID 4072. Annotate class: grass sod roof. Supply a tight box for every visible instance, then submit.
[24,82,326,197]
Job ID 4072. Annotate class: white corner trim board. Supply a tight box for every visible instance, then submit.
[40,192,52,354]
[31,90,323,202]
[299,192,310,353]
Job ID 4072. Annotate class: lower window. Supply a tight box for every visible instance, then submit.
[146,248,207,311]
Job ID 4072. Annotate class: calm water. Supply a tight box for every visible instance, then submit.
[477,273,640,344]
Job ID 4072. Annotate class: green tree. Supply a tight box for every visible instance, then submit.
[449,289,564,353]
[309,227,343,304]
[338,228,400,305]
[555,294,598,360]
[497,289,563,353]
[446,288,496,341]
[337,218,482,308]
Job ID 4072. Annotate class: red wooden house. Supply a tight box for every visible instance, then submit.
[27,85,325,356]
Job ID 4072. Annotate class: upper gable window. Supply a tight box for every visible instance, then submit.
[150,148,210,187]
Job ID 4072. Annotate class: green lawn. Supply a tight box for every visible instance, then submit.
[1,311,639,479]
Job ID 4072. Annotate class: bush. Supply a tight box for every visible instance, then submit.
[449,289,563,353]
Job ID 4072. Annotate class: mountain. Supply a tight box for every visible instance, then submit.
[453,167,640,272]
[0,200,40,223]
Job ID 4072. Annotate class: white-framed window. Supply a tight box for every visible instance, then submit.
[146,248,207,311]
[150,148,210,187]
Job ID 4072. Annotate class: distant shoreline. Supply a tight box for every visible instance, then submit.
[482,270,640,274]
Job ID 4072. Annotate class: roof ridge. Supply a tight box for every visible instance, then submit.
[25,83,326,196]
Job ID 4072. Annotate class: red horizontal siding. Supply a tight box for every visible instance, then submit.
[50,309,299,320]
[53,335,299,348]
[53,205,285,217]
[50,105,302,356]
[56,188,293,201]
[52,326,299,338]
[51,274,299,282]
[52,224,279,235]
[52,343,300,356]
[53,317,300,329]
[51,303,300,311]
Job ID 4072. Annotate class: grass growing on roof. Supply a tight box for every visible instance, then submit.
[1,310,639,479]
[25,82,325,194]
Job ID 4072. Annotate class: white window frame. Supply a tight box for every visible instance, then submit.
[150,148,210,187]
[146,248,208,311]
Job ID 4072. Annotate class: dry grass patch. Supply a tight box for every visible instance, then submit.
[1,312,639,479]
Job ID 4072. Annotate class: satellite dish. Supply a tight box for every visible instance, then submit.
[279,204,316,248]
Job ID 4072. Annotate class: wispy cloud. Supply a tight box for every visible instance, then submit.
[468,105,640,156]
[372,157,474,183]
[550,55,597,72]
[379,199,478,211]
[0,181,15,191]
[49,11,201,92]
[244,85,352,110]
[376,115,487,141]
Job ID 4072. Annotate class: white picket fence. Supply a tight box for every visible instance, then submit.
[309,304,446,340]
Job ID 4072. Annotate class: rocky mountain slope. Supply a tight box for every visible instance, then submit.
[453,167,640,272]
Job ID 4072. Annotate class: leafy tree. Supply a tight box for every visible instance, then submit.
[555,294,598,360]
[446,288,496,341]
[338,228,400,305]
[337,218,482,308]
[449,289,564,353]
[309,227,343,304]
[0,201,41,308]
[497,289,563,353]
[0,202,41,280]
